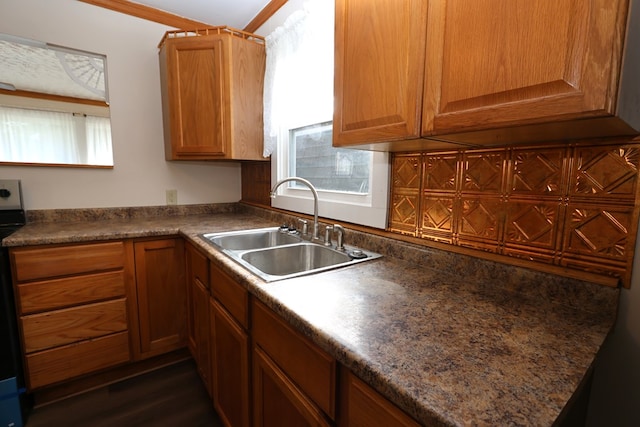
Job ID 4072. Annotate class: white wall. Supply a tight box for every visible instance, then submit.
[0,0,241,210]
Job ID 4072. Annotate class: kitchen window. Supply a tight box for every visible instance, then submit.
[264,0,389,228]
[289,122,370,194]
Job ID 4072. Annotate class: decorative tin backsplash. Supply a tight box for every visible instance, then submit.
[389,140,640,288]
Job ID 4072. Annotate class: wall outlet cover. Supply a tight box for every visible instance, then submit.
[166,189,178,205]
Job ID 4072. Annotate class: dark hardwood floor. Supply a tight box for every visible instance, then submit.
[25,360,223,427]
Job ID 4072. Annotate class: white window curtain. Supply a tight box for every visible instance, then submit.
[85,115,113,165]
[262,0,334,157]
[0,106,112,165]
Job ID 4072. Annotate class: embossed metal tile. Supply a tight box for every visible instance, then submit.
[390,141,640,287]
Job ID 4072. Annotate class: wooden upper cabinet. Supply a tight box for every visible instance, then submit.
[423,0,636,140]
[333,0,429,146]
[334,0,640,150]
[159,28,267,161]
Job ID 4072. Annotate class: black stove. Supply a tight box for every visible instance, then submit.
[0,180,28,427]
[0,209,26,239]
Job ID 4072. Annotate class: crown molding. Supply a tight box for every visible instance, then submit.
[79,0,288,33]
[244,0,288,33]
[78,0,213,29]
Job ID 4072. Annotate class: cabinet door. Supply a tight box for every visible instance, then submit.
[192,277,210,391]
[333,0,429,146]
[133,238,186,359]
[186,243,210,391]
[210,298,250,427]
[161,36,226,159]
[253,347,331,427]
[422,0,628,135]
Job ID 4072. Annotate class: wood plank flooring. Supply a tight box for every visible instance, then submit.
[25,359,223,426]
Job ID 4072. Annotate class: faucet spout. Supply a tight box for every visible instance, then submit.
[270,177,321,242]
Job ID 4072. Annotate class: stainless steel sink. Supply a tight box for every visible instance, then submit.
[241,243,352,277]
[200,227,381,281]
[202,227,301,250]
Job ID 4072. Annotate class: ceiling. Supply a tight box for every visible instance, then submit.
[132,0,273,29]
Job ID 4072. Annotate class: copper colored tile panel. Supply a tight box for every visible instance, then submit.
[390,139,640,287]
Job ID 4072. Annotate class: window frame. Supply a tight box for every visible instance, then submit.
[263,0,390,229]
[270,123,390,229]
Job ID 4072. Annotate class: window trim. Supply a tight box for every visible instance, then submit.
[264,0,389,229]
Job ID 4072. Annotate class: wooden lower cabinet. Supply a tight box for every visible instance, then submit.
[186,243,211,392]
[252,299,335,426]
[338,368,421,427]
[10,241,133,390]
[191,276,211,390]
[10,236,190,393]
[209,261,251,427]
[210,298,250,427]
[132,238,187,360]
[11,237,423,424]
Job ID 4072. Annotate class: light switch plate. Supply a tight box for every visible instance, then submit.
[0,180,23,210]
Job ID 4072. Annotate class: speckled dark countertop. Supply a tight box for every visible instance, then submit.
[3,204,619,427]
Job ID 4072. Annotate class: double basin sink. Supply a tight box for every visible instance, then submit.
[201,227,382,282]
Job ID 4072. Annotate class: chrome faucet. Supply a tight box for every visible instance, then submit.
[270,177,321,242]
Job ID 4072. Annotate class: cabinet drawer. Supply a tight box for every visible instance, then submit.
[26,331,131,390]
[17,271,126,314]
[22,298,128,353]
[11,241,126,282]
[210,263,248,328]
[252,300,335,419]
[188,245,209,289]
[340,368,420,427]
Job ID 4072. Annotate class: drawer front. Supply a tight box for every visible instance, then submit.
[11,241,125,282]
[210,263,248,328]
[22,298,128,353]
[26,331,131,390]
[252,300,335,419]
[17,270,126,314]
[340,369,421,427]
[188,245,209,288]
